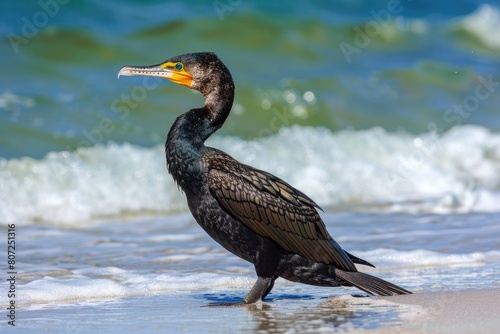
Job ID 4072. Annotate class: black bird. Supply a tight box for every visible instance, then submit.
[118,52,411,303]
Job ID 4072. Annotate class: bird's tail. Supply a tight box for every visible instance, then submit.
[335,269,412,296]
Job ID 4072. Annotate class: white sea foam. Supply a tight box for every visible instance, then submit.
[456,4,500,50]
[6,248,498,305]
[19,276,135,304]
[1,125,499,225]
[13,270,252,305]
[0,92,35,110]
[0,143,186,225]
[351,249,500,269]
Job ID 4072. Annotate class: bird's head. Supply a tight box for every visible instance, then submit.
[118,52,232,96]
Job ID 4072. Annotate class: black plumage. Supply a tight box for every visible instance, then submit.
[118,52,411,303]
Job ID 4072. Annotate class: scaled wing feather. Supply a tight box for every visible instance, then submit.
[204,150,356,271]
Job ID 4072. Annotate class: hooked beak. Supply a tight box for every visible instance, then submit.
[118,62,193,88]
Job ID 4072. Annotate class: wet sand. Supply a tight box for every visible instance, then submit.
[9,288,500,333]
[370,288,500,334]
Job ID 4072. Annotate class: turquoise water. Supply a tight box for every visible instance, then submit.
[1,1,500,159]
[1,1,500,333]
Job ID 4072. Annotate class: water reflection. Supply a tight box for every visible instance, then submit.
[202,293,402,332]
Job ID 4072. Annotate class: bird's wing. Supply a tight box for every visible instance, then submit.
[204,152,356,271]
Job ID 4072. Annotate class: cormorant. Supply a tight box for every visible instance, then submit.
[118,52,411,303]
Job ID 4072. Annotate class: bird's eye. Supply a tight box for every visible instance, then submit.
[175,63,183,71]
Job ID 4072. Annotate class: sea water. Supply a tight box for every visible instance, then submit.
[1,0,499,333]
[0,212,498,333]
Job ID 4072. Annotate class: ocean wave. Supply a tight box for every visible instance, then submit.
[352,248,500,269]
[1,125,499,225]
[452,4,500,51]
[13,270,253,305]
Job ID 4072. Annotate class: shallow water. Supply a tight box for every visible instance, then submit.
[1,212,499,332]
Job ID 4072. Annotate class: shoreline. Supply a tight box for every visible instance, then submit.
[3,286,499,333]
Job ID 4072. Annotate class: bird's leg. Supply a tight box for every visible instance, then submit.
[244,276,276,304]
[244,239,281,304]
[262,275,278,300]
[244,238,282,304]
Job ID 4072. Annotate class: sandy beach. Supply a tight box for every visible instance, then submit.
[370,288,500,334]
[8,287,499,333]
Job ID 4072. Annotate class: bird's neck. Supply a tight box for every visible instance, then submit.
[165,80,234,190]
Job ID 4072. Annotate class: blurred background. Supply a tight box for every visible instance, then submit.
[1,0,500,224]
